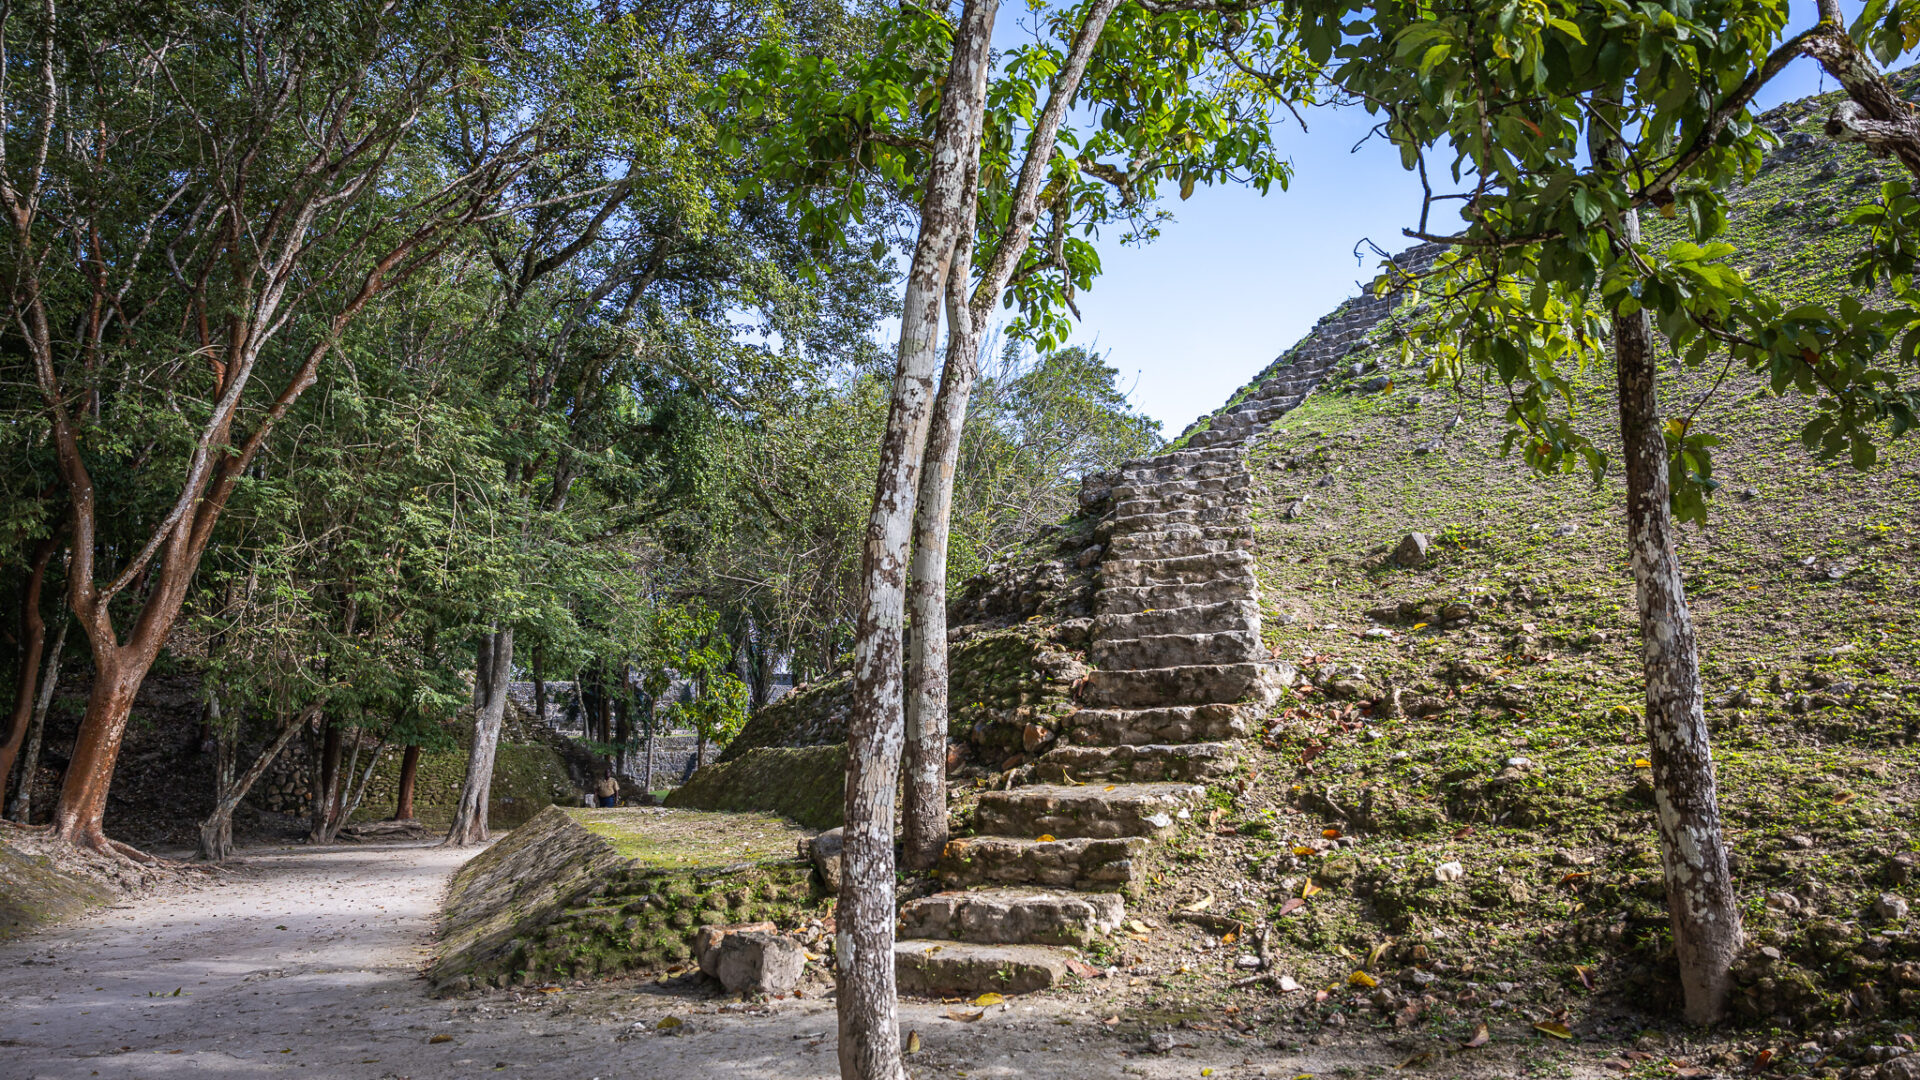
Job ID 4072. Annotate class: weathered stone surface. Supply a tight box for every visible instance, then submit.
[1065,704,1251,745]
[1392,532,1431,567]
[694,921,777,977]
[808,827,844,894]
[1079,662,1288,708]
[1032,742,1235,783]
[894,940,1075,997]
[1099,550,1255,588]
[663,745,845,829]
[1092,600,1260,640]
[1096,578,1261,615]
[937,836,1146,890]
[710,930,806,994]
[1090,630,1263,670]
[898,888,1123,946]
[973,782,1204,839]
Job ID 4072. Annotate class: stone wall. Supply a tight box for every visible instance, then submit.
[430,805,823,992]
[661,745,846,830]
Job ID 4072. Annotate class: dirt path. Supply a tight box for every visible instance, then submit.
[0,842,1604,1080]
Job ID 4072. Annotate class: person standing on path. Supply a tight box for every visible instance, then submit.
[594,769,619,808]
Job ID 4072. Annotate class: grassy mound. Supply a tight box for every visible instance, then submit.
[0,836,117,941]
[662,745,846,830]
[430,805,825,992]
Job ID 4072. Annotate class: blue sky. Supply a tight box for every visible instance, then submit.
[1046,1,1884,436]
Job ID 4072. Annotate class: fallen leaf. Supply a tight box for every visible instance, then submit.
[1559,872,1589,886]
[1104,785,1117,792]
[1836,792,1857,804]
[1036,834,1056,843]
[656,1016,683,1031]
[1277,897,1307,917]
[1574,965,1593,990]
[972,992,1005,1007]
[1102,1016,1120,1025]
[1301,880,1322,898]
[1183,891,1215,912]
[1462,1022,1490,1049]
[428,1034,453,1045]
[1366,942,1390,969]
[538,986,564,994]
[1631,758,1651,768]
[1348,970,1378,988]
[1450,826,1473,840]
[1276,975,1302,993]
[1301,743,1325,765]
[1533,1020,1573,1040]
[1396,1051,1434,1069]
[1221,930,1237,944]
[1322,828,1342,840]
[1061,770,1085,787]
[906,1031,922,1054]
[945,1009,985,1022]
[1292,846,1317,857]
[1127,919,1150,935]
[1313,989,1330,1003]
[1203,1070,1215,1078]
[1753,1048,1775,1068]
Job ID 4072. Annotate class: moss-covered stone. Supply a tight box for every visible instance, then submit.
[0,839,116,941]
[430,805,825,992]
[661,745,846,829]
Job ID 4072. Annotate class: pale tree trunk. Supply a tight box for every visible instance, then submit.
[197,702,313,862]
[903,240,983,871]
[838,2,998,1076]
[899,0,1123,875]
[336,739,387,830]
[1,538,57,809]
[1599,107,1742,1021]
[444,628,514,846]
[643,700,656,794]
[7,613,65,823]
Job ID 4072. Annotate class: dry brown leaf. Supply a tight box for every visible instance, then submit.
[1277,897,1306,918]
[1533,1020,1573,1040]
[906,1031,922,1054]
[428,1034,453,1044]
[944,1009,985,1023]
[1183,890,1215,912]
[1462,1022,1490,1049]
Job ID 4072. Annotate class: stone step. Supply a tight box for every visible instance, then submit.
[973,782,1204,839]
[1099,550,1254,588]
[938,835,1146,890]
[1108,474,1249,502]
[1117,460,1241,484]
[1097,578,1255,614]
[894,940,1079,997]
[1065,704,1252,745]
[1033,742,1236,783]
[1107,505,1250,534]
[1079,662,1288,708]
[1089,629,1264,669]
[898,888,1123,947]
[1104,531,1250,560]
[1186,429,1247,449]
[1092,599,1260,639]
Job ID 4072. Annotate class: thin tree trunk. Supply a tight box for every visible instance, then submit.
[474,637,494,709]
[197,703,312,862]
[1601,119,1742,1022]
[532,646,547,730]
[839,3,999,1076]
[444,627,513,846]
[337,740,386,829]
[643,700,656,794]
[8,613,65,823]
[394,744,421,820]
[904,253,985,871]
[1,539,56,810]
[309,722,344,843]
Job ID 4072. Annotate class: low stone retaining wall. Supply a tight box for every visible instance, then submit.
[429,805,825,992]
[661,745,845,830]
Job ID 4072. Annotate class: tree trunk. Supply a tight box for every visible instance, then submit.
[50,657,151,853]
[196,702,312,862]
[838,3,998,1076]
[337,740,386,828]
[8,614,65,823]
[309,721,344,843]
[532,646,547,730]
[643,701,656,794]
[473,637,494,709]
[1611,206,1743,1023]
[1,539,57,809]
[903,239,988,871]
[394,744,421,820]
[444,628,513,846]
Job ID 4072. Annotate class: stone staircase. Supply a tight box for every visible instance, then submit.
[890,247,1441,997]
[892,443,1294,996]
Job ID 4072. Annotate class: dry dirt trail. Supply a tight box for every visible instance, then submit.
[0,841,1591,1080]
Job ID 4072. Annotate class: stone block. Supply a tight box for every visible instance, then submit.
[704,929,805,994]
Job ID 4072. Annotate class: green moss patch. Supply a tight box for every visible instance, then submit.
[0,838,116,941]
[660,745,846,830]
[430,804,824,992]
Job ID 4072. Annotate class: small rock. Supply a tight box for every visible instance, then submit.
[1765,891,1802,915]
[809,829,845,894]
[1434,861,1465,883]
[1283,499,1308,519]
[1438,602,1473,622]
[1359,374,1392,393]
[695,921,779,978]
[1276,974,1302,993]
[1550,522,1580,538]
[1074,544,1103,568]
[1145,812,1174,830]
[1874,894,1910,922]
[711,931,806,995]
[1145,1031,1178,1054]
[1880,1056,1920,1080]
[1392,533,1431,568]
[1787,834,1815,850]
[1234,955,1262,970]
[1021,723,1056,754]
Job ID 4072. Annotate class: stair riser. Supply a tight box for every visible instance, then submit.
[895,942,1071,997]
[1097,579,1257,614]
[1079,663,1282,708]
[1109,475,1249,503]
[1090,631,1264,670]
[938,837,1145,890]
[973,786,1202,840]
[1100,551,1253,587]
[1104,535,1249,560]
[1093,600,1259,639]
[898,892,1123,947]
[1034,745,1235,784]
[1066,705,1250,746]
